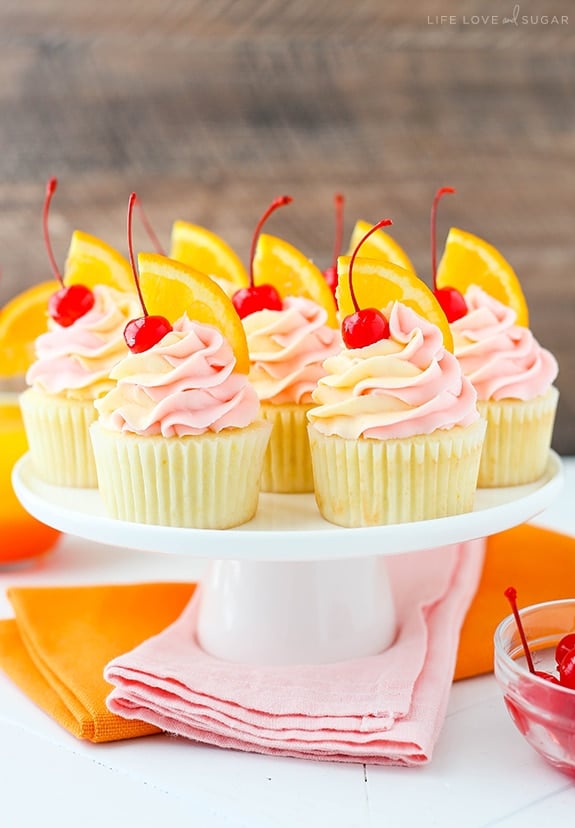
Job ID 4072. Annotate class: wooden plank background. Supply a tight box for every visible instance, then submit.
[1,1,573,452]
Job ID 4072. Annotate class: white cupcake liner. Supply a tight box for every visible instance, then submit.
[19,388,98,488]
[307,419,486,528]
[260,403,314,493]
[477,386,558,487]
[90,420,272,529]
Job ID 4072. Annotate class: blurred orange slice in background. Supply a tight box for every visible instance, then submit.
[337,255,454,352]
[346,220,417,275]
[252,234,338,327]
[170,221,249,294]
[138,253,250,373]
[436,228,529,326]
[0,281,55,377]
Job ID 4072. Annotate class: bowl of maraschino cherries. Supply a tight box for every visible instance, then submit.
[494,588,575,776]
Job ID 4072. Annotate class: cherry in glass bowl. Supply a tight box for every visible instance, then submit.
[494,598,575,776]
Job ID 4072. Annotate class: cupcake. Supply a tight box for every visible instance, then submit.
[20,285,139,487]
[450,285,558,487]
[242,297,341,492]
[228,194,339,493]
[307,300,485,528]
[91,314,271,529]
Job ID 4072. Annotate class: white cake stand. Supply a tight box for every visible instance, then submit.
[13,451,564,665]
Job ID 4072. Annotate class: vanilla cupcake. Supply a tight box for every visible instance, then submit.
[451,286,558,487]
[242,297,341,492]
[307,302,485,527]
[91,315,271,529]
[20,285,139,487]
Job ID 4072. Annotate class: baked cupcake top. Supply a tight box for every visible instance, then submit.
[242,296,341,405]
[308,301,478,440]
[26,285,139,401]
[94,314,260,437]
[450,286,558,401]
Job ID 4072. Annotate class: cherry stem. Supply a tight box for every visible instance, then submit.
[248,195,293,285]
[330,193,345,271]
[431,186,456,289]
[134,195,165,256]
[504,587,536,674]
[127,192,149,318]
[348,218,393,313]
[43,177,64,286]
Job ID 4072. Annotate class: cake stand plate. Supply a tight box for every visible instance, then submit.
[12,452,564,665]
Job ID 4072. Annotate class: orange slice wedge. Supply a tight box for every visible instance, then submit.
[252,234,338,327]
[346,220,417,275]
[436,227,529,326]
[137,253,250,373]
[0,281,56,376]
[170,221,249,290]
[337,256,454,351]
[64,230,134,293]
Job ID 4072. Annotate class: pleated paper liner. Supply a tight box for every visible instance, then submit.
[260,402,314,493]
[307,419,487,528]
[20,388,98,488]
[477,386,558,487]
[90,420,271,529]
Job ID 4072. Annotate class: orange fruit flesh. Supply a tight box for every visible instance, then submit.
[346,220,417,275]
[138,253,250,373]
[170,221,249,289]
[0,281,55,377]
[336,255,454,352]
[436,227,529,326]
[0,398,60,563]
[253,233,338,327]
[64,230,135,293]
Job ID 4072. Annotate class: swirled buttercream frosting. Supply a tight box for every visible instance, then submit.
[95,314,260,437]
[26,285,139,400]
[451,286,558,401]
[242,297,342,404]
[307,302,479,440]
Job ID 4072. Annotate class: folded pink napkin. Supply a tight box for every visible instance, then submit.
[105,539,485,765]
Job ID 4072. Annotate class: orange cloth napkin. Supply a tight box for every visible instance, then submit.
[0,582,194,741]
[0,524,572,743]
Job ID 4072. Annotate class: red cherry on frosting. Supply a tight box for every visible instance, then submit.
[123,192,172,353]
[323,192,344,297]
[341,218,393,349]
[43,177,95,327]
[48,283,96,327]
[430,186,467,323]
[232,195,292,319]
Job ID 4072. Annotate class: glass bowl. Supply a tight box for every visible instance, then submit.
[494,598,575,776]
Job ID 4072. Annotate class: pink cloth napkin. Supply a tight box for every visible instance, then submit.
[105,539,485,765]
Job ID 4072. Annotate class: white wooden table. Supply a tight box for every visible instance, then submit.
[1,460,574,828]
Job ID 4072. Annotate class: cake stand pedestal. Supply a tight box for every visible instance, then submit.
[12,452,563,665]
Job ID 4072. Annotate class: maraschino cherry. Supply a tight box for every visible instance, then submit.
[505,587,569,686]
[123,192,172,353]
[43,177,95,327]
[323,193,344,297]
[231,195,292,319]
[341,219,393,349]
[430,186,467,323]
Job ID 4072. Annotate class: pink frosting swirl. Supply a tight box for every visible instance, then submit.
[451,286,558,401]
[308,302,479,440]
[26,286,139,400]
[95,315,261,437]
[242,297,342,404]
